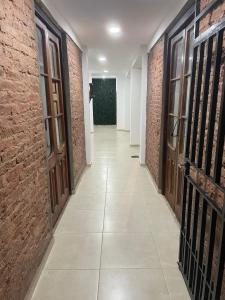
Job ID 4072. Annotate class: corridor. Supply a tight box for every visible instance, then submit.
[28,127,189,300]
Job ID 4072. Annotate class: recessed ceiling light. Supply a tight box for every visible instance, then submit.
[98,56,107,62]
[108,25,122,36]
[104,70,109,73]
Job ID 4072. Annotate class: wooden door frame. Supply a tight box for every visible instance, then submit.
[158,1,195,194]
[35,1,75,194]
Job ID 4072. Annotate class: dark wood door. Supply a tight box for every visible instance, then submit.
[165,24,194,222]
[36,18,69,226]
[92,78,117,125]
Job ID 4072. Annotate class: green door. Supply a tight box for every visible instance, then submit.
[92,78,117,125]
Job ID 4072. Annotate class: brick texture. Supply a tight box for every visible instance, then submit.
[145,37,164,187]
[66,36,86,184]
[0,1,51,299]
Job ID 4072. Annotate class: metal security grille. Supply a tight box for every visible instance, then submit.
[178,1,225,299]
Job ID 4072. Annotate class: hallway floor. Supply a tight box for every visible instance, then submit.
[29,126,190,300]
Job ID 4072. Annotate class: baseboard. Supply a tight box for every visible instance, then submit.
[117,129,130,132]
[24,233,53,300]
[145,166,161,194]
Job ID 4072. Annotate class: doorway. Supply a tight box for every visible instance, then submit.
[92,78,117,125]
[36,17,69,226]
[165,23,194,222]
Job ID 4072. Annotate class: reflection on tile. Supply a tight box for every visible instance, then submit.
[55,210,104,234]
[31,270,99,300]
[45,234,102,270]
[104,208,153,233]
[98,269,170,300]
[101,233,160,268]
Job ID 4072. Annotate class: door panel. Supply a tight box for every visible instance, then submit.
[92,78,117,125]
[165,24,194,221]
[36,18,69,226]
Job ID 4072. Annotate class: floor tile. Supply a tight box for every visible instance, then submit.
[163,268,190,299]
[105,193,148,210]
[31,270,99,300]
[104,208,153,233]
[152,231,180,268]
[29,126,188,300]
[98,269,170,300]
[55,209,104,234]
[45,234,102,270]
[68,193,105,210]
[101,233,160,268]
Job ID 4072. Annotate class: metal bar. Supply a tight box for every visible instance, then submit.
[193,199,208,299]
[188,189,200,290]
[185,160,225,194]
[194,16,225,47]
[213,219,225,299]
[190,42,205,163]
[195,0,200,39]
[214,46,225,183]
[185,46,198,159]
[179,175,188,263]
[195,0,222,23]
[205,31,223,175]
[186,175,222,215]
[184,183,194,275]
[201,209,217,299]
[197,37,213,168]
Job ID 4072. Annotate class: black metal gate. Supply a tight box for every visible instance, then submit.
[179,1,225,299]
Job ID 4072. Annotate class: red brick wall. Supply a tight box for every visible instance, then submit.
[0,1,51,299]
[199,0,225,32]
[145,37,164,187]
[67,36,86,184]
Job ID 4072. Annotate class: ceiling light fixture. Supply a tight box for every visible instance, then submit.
[104,70,109,73]
[108,25,122,36]
[98,56,107,62]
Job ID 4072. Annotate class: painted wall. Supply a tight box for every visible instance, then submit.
[130,68,142,145]
[139,54,148,164]
[117,74,130,131]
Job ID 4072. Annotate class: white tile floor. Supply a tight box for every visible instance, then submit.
[28,126,190,300]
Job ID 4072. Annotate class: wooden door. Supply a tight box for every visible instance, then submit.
[36,18,69,226]
[165,24,194,221]
[92,79,117,125]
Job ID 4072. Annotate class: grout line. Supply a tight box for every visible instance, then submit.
[151,233,171,298]
[44,267,175,271]
[96,166,108,300]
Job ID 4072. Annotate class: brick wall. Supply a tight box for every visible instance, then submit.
[0,1,51,299]
[66,36,86,185]
[145,37,164,187]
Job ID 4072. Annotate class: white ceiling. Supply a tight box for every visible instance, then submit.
[46,0,187,74]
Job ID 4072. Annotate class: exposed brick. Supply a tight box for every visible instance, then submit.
[0,1,51,299]
[145,37,164,187]
[67,36,86,184]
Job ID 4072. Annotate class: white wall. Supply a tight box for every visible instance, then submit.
[89,99,94,133]
[130,68,142,145]
[116,74,130,131]
[82,51,92,165]
[139,54,148,164]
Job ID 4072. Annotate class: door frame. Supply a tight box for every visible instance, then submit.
[35,2,75,194]
[159,3,195,195]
